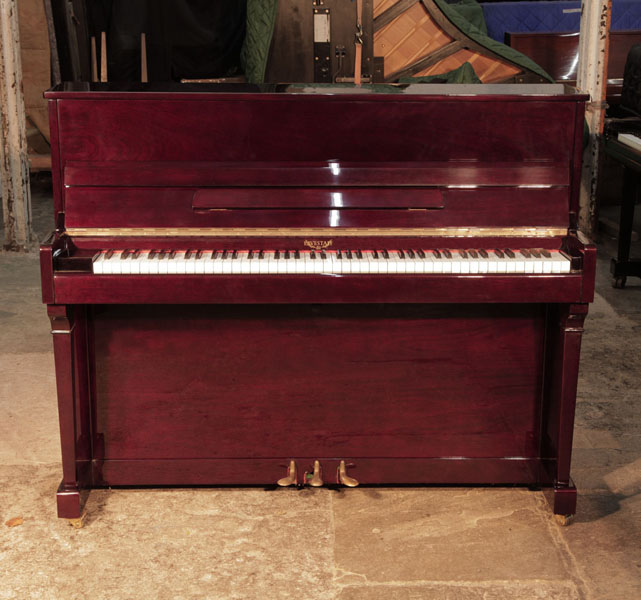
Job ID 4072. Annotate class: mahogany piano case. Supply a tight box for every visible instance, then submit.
[41,82,595,524]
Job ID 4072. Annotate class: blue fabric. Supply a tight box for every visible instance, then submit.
[480,1,641,43]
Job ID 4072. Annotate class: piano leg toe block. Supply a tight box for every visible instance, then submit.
[545,479,577,520]
[554,514,574,527]
[56,481,85,520]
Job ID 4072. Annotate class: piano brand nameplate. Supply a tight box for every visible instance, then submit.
[65,227,568,238]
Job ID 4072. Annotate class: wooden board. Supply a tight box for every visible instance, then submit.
[373,0,542,82]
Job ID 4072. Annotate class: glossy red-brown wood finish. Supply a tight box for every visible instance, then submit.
[92,304,544,458]
[64,187,571,229]
[52,273,585,305]
[41,84,595,519]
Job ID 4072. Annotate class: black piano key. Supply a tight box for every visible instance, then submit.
[345,249,353,259]
[459,249,468,259]
[432,249,441,259]
[169,250,177,259]
[505,249,516,259]
[310,251,316,259]
[337,249,342,259]
[479,249,488,259]
[372,250,379,259]
[259,249,265,259]
[520,249,531,258]
[222,250,228,259]
[469,249,478,258]
[295,250,300,259]
[158,250,167,260]
[530,249,541,258]
[382,249,389,259]
[275,250,280,260]
[407,249,415,259]
[121,249,130,260]
[284,250,290,259]
[493,249,504,258]
[148,250,157,259]
[132,250,141,259]
[248,250,254,259]
[417,249,425,258]
[320,251,327,259]
[398,250,405,259]
[232,250,238,259]
[357,249,363,259]
[540,248,551,258]
[185,249,193,259]
[443,249,452,259]
[105,249,114,259]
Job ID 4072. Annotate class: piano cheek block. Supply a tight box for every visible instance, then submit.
[42,82,593,523]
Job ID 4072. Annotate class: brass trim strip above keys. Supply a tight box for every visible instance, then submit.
[65,227,567,238]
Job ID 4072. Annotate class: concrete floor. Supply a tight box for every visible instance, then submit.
[1,184,640,599]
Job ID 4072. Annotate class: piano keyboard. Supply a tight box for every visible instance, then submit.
[92,249,571,275]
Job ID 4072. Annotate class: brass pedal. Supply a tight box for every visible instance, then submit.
[307,460,324,487]
[277,460,298,487]
[338,461,359,487]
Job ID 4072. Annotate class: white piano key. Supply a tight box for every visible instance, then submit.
[147,253,159,274]
[259,254,270,274]
[405,253,416,273]
[119,253,132,275]
[93,253,105,274]
[167,252,178,274]
[185,253,197,274]
[110,251,124,274]
[312,254,324,274]
[456,252,470,274]
[158,255,170,274]
[174,251,187,274]
[101,252,114,274]
[557,252,571,273]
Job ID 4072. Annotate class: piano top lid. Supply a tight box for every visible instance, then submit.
[45,82,588,102]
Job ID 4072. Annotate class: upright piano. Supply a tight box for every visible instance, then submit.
[41,82,595,525]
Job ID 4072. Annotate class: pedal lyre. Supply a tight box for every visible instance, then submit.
[277,460,298,487]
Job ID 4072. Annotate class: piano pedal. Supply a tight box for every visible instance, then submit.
[554,514,574,527]
[337,461,359,487]
[305,460,324,487]
[67,513,87,529]
[276,460,298,487]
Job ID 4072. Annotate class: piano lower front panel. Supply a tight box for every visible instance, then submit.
[89,303,549,486]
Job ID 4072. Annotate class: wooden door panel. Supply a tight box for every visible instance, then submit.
[93,304,545,462]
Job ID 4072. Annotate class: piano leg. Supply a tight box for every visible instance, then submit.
[49,305,92,522]
[543,303,588,522]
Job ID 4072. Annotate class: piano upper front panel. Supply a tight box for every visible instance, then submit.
[63,186,570,229]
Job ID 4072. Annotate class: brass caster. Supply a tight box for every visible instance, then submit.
[307,460,324,487]
[338,461,359,487]
[554,514,574,527]
[277,460,298,487]
[68,513,86,529]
